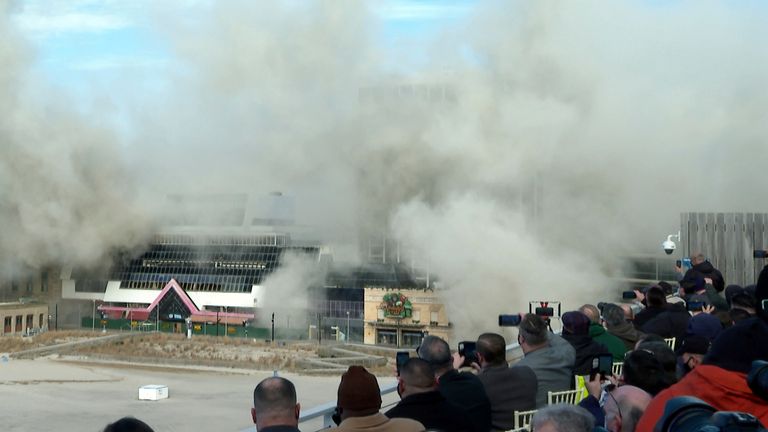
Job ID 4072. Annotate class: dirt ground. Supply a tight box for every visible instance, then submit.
[0,332,400,431]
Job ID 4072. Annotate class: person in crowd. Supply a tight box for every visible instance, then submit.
[621,349,673,396]
[658,281,685,304]
[386,358,472,432]
[634,341,677,388]
[633,333,664,349]
[330,365,424,432]
[730,291,757,316]
[467,332,537,431]
[758,265,768,322]
[515,313,576,408]
[680,275,728,312]
[580,304,626,361]
[560,311,610,375]
[639,299,689,350]
[619,304,636,324]
[725,284,745,306]
[603,385,652,432]
[531,404,594,432]
[681,253,725,292]
[250,377,301,432]
[729,307,753,323]
[417,335,491,432]
[632,286,667,329]
[685,312,722,342]
[674,334,710,378]
[102,418,154,432]
[636,317,768,430]
[601,304,644,351]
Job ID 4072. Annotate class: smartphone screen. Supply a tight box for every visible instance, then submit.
[498,314,521,326]
[396,351,409,375]
[458,341,477,367]
[591,354,613,379]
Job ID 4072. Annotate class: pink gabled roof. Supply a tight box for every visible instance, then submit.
[146,279,200,313]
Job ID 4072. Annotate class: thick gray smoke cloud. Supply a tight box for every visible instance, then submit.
[0,0,151,278]
[4,1,768,336]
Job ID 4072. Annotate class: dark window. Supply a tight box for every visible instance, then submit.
[41,271,48,292]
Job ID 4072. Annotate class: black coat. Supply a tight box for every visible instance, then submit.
[438,369,492,432]
[562,333,611,375]
[633,306,667,329]
[641,303,690,349]
[386,391,474,432]
[683,261,725,292]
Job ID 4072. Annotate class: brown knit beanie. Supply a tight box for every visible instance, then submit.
[337,365,382,411]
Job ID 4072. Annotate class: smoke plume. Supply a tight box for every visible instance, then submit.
[0,1,151,279]
[4,0,768,336]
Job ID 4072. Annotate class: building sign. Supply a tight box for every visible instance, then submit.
[379,293,413,318]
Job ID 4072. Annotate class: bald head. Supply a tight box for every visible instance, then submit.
[604,386,651,432]
[252,377,299,428]
[417,335,452,373]
[579,304,600,324]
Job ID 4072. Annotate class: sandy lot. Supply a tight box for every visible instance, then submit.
[0,358,399,432]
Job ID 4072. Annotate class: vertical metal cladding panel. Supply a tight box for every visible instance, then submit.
[755,214,767,284]
[681,213,690,258]
[714,213,726,274]
[736,213,748,286]
[705,213,716,261]
[723,213,735,285]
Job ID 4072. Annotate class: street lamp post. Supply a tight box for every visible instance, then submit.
[346,311,350,344]
[92,299,95,332]
[224,306,228,337]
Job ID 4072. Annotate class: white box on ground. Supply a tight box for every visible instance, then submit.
[138,385,169,401]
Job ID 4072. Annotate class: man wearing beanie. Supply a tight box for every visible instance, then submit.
[560,311,610,375]
[330,365,424,432]
[636,317,768,431]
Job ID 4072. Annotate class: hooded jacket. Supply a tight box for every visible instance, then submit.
[561,333,610,375]
[606,321,645,351]
[641,303,690,349]
[683,260,725,292]
[635,365,768,432]
[588,323,626,361]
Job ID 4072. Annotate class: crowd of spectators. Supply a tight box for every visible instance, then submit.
[103,258,768,432]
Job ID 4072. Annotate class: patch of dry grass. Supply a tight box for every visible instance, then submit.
[68,333,320,371]
[0,331,106,353]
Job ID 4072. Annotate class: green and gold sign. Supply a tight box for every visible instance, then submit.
[380,292,413,318]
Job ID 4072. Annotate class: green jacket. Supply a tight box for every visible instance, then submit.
[588,323,627,362]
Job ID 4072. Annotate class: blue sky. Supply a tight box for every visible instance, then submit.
[10,0,476,99]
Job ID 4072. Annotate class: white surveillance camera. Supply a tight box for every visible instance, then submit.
[663,232,681,255]
[662,239,676,255]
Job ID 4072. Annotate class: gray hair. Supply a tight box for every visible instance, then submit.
[601,303,626,328]
[418,335,452,369]
[532,404,594,432]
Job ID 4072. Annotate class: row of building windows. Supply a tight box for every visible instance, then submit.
[122,280,252,293]
[1,313,45,334]
[8,271,49,294]
[153,234,288,247]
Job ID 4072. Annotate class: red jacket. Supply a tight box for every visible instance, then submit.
[637,365,768,432]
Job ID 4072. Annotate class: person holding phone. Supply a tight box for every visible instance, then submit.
[386,358,473,432]
[417,335,492,432]
[515,314,576,408]
[469,332,537,431]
